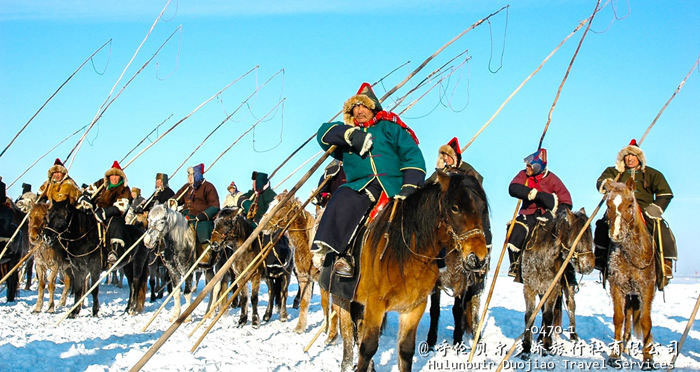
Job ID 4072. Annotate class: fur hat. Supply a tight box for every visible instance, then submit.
[132,187,141,196]
[188,163,205,189]
[105,160,127,185]
[524,148,547,175]
[155,172,169,187]
[437,137,462,169]
[343,82,382,125]
[615,139,646,172]
[47,158,68,179]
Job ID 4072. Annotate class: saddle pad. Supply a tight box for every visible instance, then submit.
[318,230,364,301]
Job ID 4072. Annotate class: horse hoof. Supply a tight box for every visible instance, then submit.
[262,314,271,323]
[31,309,40,314]
[292,300,300,309]
[517,351,530,360]
[280,313,288,322]
[641,359,656,371]
[324,334,338,345]
[606,357,621,369]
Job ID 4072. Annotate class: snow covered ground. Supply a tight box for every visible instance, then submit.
[1,274,698,371]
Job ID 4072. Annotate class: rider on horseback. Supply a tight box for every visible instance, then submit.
[136,173,175,214]
[222,181,244,210]
[39,158,81,206]
[237,171,276,223]
[173,163,220,248]
[506,149,573,282]
[311,82,426,277]
[79,160,132,266]
[594,139,675,286]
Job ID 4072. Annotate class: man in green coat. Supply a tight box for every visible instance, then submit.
[594,139,676,285]
[237,171,276,224]
[311,82,426,277]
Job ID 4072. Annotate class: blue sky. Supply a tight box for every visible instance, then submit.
[1,1,698,276]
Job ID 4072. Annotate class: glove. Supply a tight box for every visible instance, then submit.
[394,186,417,200]
[644,203,663,219]
[345,128,373,156]
[77,194,93,210]
[598,178,612,194]
[95,208,107,224]
[527,188,538,201]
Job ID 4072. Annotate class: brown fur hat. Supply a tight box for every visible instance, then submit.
[436,137,461,169]
[47,158,68,179]
[343,82,382,125]
[155,172,169,187]
[104,160,128,185]
[615,139,646,172]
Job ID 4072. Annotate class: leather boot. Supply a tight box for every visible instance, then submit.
[507,246,522,283]
[663,258,673,287]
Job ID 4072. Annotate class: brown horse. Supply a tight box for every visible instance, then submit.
[519,207,594,358]
[266,191,338,341]
[427,174,490,348]
[602,178,657,370]
[28,202,72,313]
[341,171,488,372]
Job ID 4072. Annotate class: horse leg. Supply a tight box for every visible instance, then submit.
[541,295,559,354]
[58,269,70,307]
[322,290,339,344]
[520,286,536,359]
[357,301,384,372]
[24,256,34,290]
[561,282,578,341]
[338,304,355,372]
[238,280,249,327]
[69,271,85,318]
[182,273,193,322]
[465,293,481,337]
[452,294,465,346]
[294,275,312,333]
[149,268,157,302]
[263,277,274,323]
[606,286,625,367]
[426,287,440,348]
[639,288,655,369]
[623,295,635,353]
[251,275,260,327]
[90,267,101,317]
[169,271,182,322]
[397,302,428,372]
[33,265,46,313]
[279,274,289,322]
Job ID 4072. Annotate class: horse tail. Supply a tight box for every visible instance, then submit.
[626,294,643,338]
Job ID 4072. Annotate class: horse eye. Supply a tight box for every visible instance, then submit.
[451,205,460,213]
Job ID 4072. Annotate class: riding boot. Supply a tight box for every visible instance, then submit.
[507,245,522,283]
[333,255,354,278]
[662,258,673,286]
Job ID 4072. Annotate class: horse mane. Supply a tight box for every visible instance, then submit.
[461,173,489,216]
[368,173,466,268]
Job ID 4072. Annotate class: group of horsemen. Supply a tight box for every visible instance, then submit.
[0,82,677,294]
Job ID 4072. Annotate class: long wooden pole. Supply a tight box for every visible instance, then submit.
[461,0,612,153]
[468,200,521,362]
[639,55,700,144]
[0,39,112,159]
[667,293,700,371]
[66,0,174,169]
[537,0,600,149]
[120,114,174,163]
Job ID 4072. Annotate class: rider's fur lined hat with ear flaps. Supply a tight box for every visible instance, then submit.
[436,137,462,169]
[343,82,382,125]
[105,160,128,185]
[615,139,646,173]
[47,158,68,179]
[155,173,169,187]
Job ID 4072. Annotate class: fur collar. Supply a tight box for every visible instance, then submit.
[615,145,646,173]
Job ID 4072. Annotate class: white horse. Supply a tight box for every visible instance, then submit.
[144,204,198,321]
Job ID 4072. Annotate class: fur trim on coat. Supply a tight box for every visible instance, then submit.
[615,144,646,173]
[343,94,376,125]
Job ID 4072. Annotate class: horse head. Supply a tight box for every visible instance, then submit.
[603,178,640,243]
[210,208,240,252]
[557,207,594,274]
[144,204,170,249]
[437,171,489,272]
[28,202,49,247]
[46,199,72,239]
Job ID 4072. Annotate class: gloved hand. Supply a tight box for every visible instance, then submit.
[394,186,417,201]
[345,128,373,156]
[644,203,663,219]
[527,188,538,201]
[95,208,107,224]
[598,178,612,194]
[77,194,93,209]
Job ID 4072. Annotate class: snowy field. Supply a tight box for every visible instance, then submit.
[1,275,698,371]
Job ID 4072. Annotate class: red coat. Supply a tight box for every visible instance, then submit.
[510,170,572,216]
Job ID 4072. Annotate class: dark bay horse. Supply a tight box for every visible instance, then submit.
[341,171,488,372]
[519,207,594,359]
[603,178,657,370]
[427,175,490,348]
[45,200,102,317]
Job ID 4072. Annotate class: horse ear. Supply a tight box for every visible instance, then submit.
[624,176,635,191]
[579,207,586,215]
[436,170,450,193]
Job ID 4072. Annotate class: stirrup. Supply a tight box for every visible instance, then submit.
[333,256,354,278]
